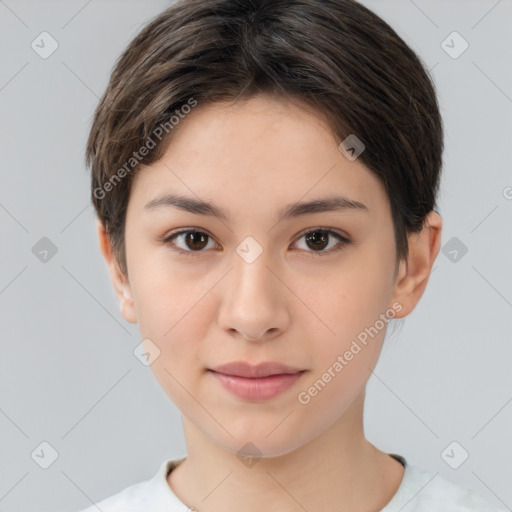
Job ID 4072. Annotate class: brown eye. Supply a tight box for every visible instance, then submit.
[305,230,330,251]
[183,231,209,250]
[163,229,218,256]
[293,228,350,256]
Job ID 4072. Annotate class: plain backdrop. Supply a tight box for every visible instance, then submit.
[0,1,511,511]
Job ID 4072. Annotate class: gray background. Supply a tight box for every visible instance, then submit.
[0,0,511,510]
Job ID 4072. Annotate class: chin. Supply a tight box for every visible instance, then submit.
[214,428,312,462]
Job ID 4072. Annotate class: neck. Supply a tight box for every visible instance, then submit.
[167,393,404,512]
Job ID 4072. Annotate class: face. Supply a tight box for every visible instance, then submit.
[101,95,435,458]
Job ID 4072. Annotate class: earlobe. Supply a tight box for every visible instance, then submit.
[390,211,442,318]
[96,219,138,324]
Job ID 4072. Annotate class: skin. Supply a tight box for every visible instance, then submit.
[98,94,442,512]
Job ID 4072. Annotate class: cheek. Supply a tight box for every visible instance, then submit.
[319,261,393,338]
[127,240,202,336]
[132,271,210,409]
[129,265,217,391]
[307,248,395,381]
[292,278,387,432]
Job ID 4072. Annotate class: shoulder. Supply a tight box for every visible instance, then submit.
[76,457,186,512]
[384,461,506,512]
[78,478,150,512]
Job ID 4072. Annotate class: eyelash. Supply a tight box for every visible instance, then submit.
[161,227,351,258]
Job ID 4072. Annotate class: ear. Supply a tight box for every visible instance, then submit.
[96,219,137,324]
[390,211,442,318]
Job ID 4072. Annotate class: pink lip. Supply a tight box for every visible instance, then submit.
[207,361,306,401]
[209,361,303,378]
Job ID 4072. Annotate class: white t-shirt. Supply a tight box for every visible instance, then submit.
[78,454,505,511]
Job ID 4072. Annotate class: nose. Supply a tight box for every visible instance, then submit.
[217,249,290,342]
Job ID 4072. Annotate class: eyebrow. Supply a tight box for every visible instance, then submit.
[144,193,368,223]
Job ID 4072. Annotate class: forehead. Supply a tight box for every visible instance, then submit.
[129,95,390,220]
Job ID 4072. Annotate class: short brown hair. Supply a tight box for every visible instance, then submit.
[86,0,443,277]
